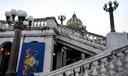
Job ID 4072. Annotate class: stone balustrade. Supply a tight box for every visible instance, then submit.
[60,26,106,47]
[0,17,57,31]
[39,45,128,76]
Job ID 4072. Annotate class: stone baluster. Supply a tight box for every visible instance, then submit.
[82,32,86,39]
[91,61,98,76]
[74,32,77,37]
[83,64,90,76]
[33,21,35,27]
[91,35,95,42]
[64,28,67,34]
[33,21,36,27]
[124,49,128,69]
[94,37,98,43]
[36,21,38,26]
[71,29,74,35]
[110,54,116,64]
[108,61,115,76]
[99,59,107,76]
[97,38,101,45]
[76,32,80,38]
[115,52,123,72]
[87,34,91,42]
[38,22,40,26]
[43,21,45,26]
[63,28,66,34]
[65,70,72,76]
[74,67,80,76]
[100,38,103,46]
[62,28,65,33]
[101,39,106,47]
[39,21,42,26]
[85,34,88,41]
[68,29,71,35]
[93,36,96,42]
[119,52,124,64]
[41,21,44,26]
[101,58,108,66]
[84,70,89,76]
[92,66,98,76]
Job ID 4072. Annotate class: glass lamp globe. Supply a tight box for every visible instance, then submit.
[17,10,27,17]
[17,10,23,17]
[5,11,11,17]
[10,9,17,16]
[109,1,112,5]
[28,16,34,21]
[22,11,27,17]
[113,0,119,6]
[58,15,66,20]
[104,3,107,8]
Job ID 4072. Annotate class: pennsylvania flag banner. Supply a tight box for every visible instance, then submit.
[17,42,45,76]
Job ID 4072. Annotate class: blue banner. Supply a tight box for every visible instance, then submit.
[17,42,45,76]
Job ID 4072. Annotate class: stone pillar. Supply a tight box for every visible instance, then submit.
[56,46,66,69]
[81,53,85,60]
[56,48,62,69]
[61,47,66,66]
[43,36,54,73]
[107,32,128,50]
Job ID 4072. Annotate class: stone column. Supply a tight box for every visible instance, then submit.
[43,36,54,73]
[56,46,66,69]
[56,47,62,69]
[81,53,85,60]
[61,47,66,66]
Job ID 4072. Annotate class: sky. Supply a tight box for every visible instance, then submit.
[0,0,128,36]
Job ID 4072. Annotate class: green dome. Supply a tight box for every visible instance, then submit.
[67,13,83,26]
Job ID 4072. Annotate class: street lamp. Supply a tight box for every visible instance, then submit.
[5,9,34,76]
[103,0,119,32]
[58,15,66,25]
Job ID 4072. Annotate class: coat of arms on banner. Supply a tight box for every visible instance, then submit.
[23,48,39,75]
[17,42,45,76]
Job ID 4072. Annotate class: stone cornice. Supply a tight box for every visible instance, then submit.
[0,29,56,38]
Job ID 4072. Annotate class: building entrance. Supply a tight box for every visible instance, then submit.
[0,42,12,76]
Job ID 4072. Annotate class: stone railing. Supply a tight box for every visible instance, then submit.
[0,17,58,31]
[38,45,128,76]
[0,20,8,31]
[59,26,106,47]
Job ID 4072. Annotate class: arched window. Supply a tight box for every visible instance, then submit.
[30,41,39,43]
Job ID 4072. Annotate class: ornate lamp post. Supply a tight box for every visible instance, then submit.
[103,0,119,32]
[5,9,34,76]
[58,15,66,25]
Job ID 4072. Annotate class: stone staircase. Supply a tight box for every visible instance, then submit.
[56,25,106,55]
[35,45,128,76]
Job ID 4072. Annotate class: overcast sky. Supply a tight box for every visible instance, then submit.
[0,0,128,36]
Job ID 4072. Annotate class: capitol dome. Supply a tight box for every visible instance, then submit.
[66,13,83,26]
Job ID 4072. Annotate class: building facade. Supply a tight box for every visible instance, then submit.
[0,13,128,76]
